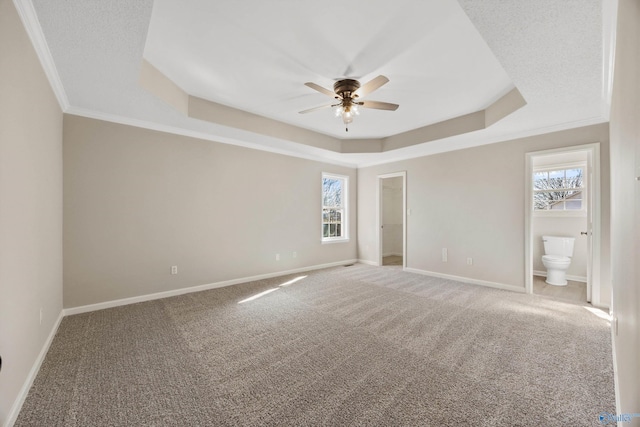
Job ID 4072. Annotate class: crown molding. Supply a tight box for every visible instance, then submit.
[64,107,358,168]
[13,0,69,111]
[356,115,609,168]
[66,106,607,171]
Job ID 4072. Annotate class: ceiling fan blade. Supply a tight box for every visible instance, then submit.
[304,82,337,98]
[355,75,389,98]
[299,104,333,114]
[360,100,399,111]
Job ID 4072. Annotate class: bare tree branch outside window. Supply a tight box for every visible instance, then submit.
[533,168,584,211]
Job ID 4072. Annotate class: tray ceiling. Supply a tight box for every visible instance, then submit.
[28,0,611,166]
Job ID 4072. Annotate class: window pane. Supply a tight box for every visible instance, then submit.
[565,168,581,179]
[564,169,583,189]
[565,199,583,210]
[322,178,342,207]
[533,167,585,211]
[566,189,582,198]
[322,173,347,241]
[322,208,343,238]
[534,193,551,210]
[533,171,548,190]
[548,170,564,188]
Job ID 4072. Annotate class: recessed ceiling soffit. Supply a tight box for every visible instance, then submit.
[139,60,526,154]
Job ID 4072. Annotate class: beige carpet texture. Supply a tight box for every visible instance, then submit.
[15,264,615,426]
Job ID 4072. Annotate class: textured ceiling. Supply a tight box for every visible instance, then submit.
[28,0,610,167]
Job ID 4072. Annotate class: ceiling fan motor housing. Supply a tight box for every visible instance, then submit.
[333,79,360,98]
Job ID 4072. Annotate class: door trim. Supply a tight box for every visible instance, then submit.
[377,171,407,268]
[524,143,601,305]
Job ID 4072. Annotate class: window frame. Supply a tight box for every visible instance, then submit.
[321,173,349,243]
[532,162,587,217]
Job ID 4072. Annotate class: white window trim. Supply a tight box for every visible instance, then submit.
[533,162,587,217]
[321,173,349,243]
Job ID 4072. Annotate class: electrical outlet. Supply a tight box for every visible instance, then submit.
[39,308,43,325]
[276,253,280,261]
[442,248,447,262]
[292,251,297,258]
[171,266,178,275]
[467,258,473,265]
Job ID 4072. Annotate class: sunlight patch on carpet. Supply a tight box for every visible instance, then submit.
[279,276,307,287]
[238,288,279,304]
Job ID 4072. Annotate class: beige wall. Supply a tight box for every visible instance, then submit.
[358,124,611,304]
[0,0,64,424]
[63,115,357,308]
[609,0,640,418]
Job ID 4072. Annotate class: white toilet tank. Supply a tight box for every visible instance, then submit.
[542,236,575,257]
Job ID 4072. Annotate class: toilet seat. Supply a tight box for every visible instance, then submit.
[542,255,570,264]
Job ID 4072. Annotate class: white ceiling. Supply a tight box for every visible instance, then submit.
[27,0,612,167]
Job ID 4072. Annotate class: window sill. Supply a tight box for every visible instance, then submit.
[321,238,350,244]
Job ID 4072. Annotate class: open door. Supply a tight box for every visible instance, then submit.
[524,143,602,306]
[377,172,407,267]
[585,151,594,303]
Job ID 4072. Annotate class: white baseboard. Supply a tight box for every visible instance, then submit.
[357,259,379,266]
[403,268,526,294]
[382,252,403,257]
[64,259,358,316]
[533,270,587,283]
[5,310,64,427]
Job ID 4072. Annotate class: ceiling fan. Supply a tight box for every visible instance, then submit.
[299,75,399,132]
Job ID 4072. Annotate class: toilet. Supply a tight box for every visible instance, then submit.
[541,236,575,286]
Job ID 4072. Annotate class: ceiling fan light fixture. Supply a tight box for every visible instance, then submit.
[301,76,398,132]
[341,109,354,125]
[336,103,358,131]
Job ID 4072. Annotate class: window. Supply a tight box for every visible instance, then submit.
[533,165,586,214]
[322,173,348,242]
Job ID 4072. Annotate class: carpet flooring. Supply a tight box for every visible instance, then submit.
[15,264,615,426]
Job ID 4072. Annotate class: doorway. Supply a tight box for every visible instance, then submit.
[377,172,406,267]
[525,144,601,305]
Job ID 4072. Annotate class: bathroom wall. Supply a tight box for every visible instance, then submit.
[532,218,588,279]
[382,177,403,257]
